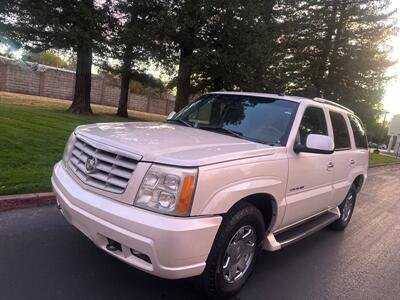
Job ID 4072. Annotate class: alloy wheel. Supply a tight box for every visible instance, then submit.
[222,225,257,284]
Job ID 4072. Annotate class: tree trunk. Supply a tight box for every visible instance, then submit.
[264,0,276,24]
[213,76,224,91]
[313,1,339,97]
[117,44,133,118]
[174,46,193,112]
[68,43,93,114]
[324,0,347,99]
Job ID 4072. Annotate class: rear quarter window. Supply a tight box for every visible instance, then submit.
[348,114,368,149]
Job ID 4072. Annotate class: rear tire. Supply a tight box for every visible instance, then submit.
[329,184,357,231]
[200,202,264,299]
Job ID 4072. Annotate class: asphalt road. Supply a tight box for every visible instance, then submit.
[1,165,399,300]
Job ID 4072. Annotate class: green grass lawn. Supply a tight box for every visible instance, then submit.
[369,152,400,165]
[0,92,164,195]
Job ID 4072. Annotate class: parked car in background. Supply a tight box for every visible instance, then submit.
[52,92,369,299]
[368,142,378,149]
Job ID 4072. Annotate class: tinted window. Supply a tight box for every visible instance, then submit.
[330,111,351,150]
[173,94,298,146]
[349,114,368,149]
[297,107,328,145]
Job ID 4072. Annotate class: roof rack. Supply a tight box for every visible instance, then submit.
[313,97,354,114]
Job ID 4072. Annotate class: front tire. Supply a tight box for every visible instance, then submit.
[200,202,264,299]
[329,184,357,231]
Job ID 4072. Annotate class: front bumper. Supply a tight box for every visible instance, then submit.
[51,162,221,279]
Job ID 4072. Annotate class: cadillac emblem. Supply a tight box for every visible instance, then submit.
[85,156,97,173]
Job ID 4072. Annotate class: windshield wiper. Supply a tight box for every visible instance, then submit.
[200,126,282,146]
[167,119,193,127]
[199,126,243,139]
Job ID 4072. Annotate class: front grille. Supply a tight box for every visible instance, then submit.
[68,137,138,193]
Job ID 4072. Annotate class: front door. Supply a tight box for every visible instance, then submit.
[282,105,334,228]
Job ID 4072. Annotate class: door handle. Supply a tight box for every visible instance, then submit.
[327,162,335,170]
[350,159,355,167]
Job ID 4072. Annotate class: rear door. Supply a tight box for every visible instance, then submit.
[347,114,369,186]
[328,110,354,206]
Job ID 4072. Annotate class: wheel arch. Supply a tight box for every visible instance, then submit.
[225,193,278,232]
[352,174,365,193]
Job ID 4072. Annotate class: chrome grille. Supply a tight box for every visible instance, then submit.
[68,137,138,193]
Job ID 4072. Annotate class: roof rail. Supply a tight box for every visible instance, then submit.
[313,97,354,114]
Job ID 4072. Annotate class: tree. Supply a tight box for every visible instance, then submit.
[107,0,163,117]
[1,0,111,114]
[193,0,278,93]
[368,119,389,144]
[158,0,279,111]
[321,0,395,127]
[156,0,210,112]
[276,0,395,127]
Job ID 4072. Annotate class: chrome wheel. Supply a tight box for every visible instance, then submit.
[342,193,353,222]
[222,225,256,284]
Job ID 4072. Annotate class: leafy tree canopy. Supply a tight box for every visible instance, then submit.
[22,50,76,70]
[274,0,396,127]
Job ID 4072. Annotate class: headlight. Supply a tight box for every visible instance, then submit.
[134,164,198,216]
[62,132,76,165]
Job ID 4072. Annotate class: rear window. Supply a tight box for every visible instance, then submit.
[329,111,351,150]
[348,114,368,149]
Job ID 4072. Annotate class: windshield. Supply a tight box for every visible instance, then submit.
[172,94,298,146]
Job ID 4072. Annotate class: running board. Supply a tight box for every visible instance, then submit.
[263,208,340,251]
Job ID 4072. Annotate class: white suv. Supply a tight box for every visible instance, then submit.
[52,92,368,298]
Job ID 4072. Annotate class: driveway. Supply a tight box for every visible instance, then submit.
[1,165,399,300]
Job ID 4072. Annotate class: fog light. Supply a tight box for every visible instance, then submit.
[130,248,151,264]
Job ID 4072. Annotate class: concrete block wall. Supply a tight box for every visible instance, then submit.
[6,64,41,96]
[101,84,121,107]
[41,69,75,100]
[0,56,175,115]
[149,95,169,115]
[128,94,148,112]
[167,99,175,113]
[0,62,6,91]
[90,76,104,104]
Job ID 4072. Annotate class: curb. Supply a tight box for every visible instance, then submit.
[0,192,56,211]
[369,162,400,169]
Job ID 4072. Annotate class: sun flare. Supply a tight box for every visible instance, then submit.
[383,2,400,118]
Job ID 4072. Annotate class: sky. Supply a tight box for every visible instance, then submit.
[384,2,400,119]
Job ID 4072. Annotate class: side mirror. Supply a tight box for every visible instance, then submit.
[294,134,334,154]
[167,111,176,120]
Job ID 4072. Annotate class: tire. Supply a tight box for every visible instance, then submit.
[329,184,357,231]
[200,202,265,299]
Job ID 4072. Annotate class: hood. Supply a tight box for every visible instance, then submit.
[75,122,275,166]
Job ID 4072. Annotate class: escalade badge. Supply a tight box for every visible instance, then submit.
[85,156,97,173]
